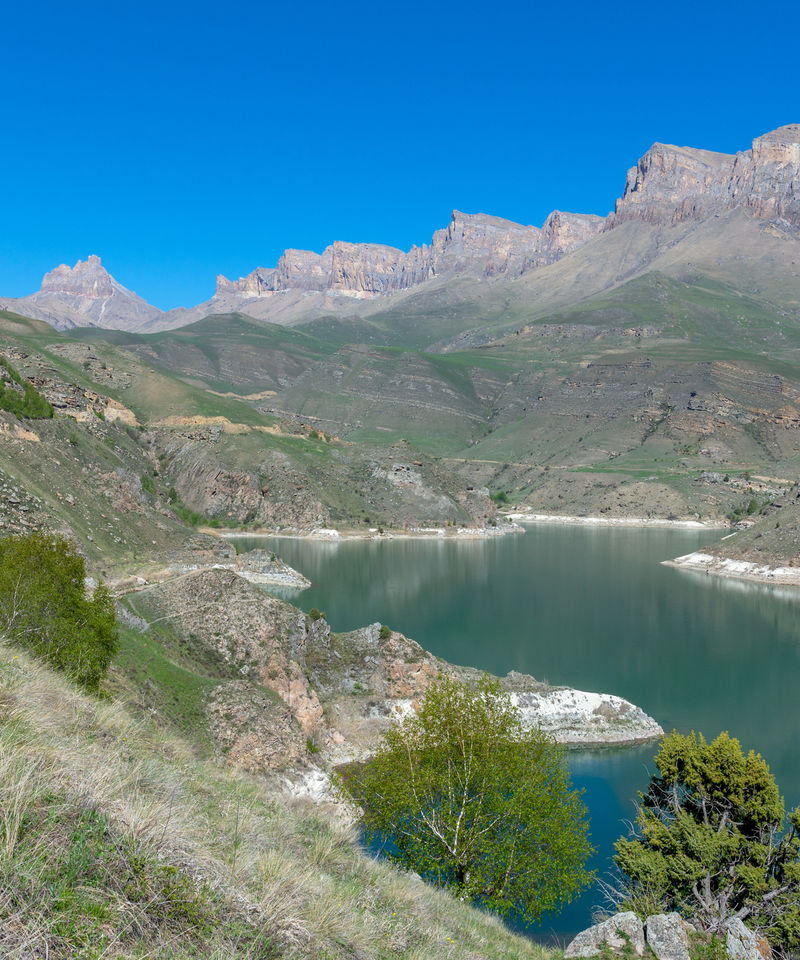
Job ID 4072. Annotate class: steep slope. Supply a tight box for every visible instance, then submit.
[0,632,550,960]
[0,311,506,559]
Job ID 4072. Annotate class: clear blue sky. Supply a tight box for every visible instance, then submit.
[2,0,798,310]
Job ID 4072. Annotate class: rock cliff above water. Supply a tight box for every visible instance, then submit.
[123,567,663,778]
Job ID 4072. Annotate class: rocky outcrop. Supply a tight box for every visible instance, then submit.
[612,125,800,229]
[8,255,161,332]
[646,913,694,960]
[566,914,772,960]
[565,912,646,958]
[127,568,663,776]
[725,918,772,960]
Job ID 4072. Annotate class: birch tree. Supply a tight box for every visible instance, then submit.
[340,675,593,923]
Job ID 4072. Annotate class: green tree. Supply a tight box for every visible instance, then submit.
[614,731,800,951]
[0,532,118,692]
[340,675,593,923]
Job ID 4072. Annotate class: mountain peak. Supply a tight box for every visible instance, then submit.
[41,255,113,296]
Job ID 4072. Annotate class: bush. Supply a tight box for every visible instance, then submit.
[308,608,325,622]
[0,533,118,692]
[379,624,391,639]
[490,490,509,505]
[614,731,800,951]
[0,358,54,419]
[339,675,593,924]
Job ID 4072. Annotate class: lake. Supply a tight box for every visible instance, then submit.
[232,525,800,943]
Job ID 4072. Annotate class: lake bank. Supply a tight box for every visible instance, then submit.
[665,550,800,586]
[506,511,724,530]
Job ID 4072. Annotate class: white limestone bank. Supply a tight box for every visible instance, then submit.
[219,522,524,541]
[510,687,663,744]
[665,550,800,586]
[386,684,663,746]
[507,512,720,530]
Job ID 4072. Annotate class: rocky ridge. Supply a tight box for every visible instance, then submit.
[8,123,797,332]
[611,124,800,229]
[216,208,605,300]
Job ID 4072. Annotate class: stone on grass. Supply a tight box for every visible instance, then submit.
[645,913,693,960]
[565,911,646,958]
[725,918,771,960]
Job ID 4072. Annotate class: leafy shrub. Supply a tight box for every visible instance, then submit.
[0,358,54,419]
[0,533,118,692]
[490,490,509,505]
[379,624,391,639]
[308,608,325,622]
[340,675,593,924]
[140,473,156,495]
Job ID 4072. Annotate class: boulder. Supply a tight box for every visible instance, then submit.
[725,918,771,960]
[565,911,646,958]
[646,913,693,960]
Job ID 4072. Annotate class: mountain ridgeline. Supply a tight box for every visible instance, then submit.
[5,124,800,334]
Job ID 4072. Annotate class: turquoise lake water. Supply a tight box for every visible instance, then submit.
[232,525,800,943]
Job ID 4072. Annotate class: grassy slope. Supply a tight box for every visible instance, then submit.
[0,641,552,960]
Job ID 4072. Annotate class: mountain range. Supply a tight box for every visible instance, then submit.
[5,124,799,334]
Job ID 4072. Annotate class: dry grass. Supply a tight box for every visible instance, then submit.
[0,644,554,959]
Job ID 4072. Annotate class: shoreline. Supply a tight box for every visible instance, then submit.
[664,551,800,587]
[210,522,525,542]
[506,512,724,530]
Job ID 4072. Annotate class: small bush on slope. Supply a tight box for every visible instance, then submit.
[0,532,118,693]
[0,357,53,419]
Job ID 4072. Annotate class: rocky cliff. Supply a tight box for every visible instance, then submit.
[6,124,799,331]
[611,124,800,228]
[215,209,606,300]
[123,566,663,776]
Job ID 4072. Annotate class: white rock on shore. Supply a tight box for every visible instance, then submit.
[510,687,663,744]
[665,551,800,586]
[508,512,716,529]
[382,688,663,746]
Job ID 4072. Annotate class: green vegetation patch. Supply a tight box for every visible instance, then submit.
[0,533,117,693]
[0,356,53,418]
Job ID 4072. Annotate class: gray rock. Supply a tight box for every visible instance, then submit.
[565,911,646,958]
[646,913,693,960]
[644,913,692,960]
[725,918,771,960]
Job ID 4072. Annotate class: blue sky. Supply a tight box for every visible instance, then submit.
[2,0,799,309]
